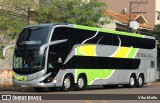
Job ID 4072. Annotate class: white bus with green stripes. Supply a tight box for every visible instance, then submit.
[7,23,157,91]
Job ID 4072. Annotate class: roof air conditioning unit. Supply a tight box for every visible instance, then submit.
[129,21,139,30]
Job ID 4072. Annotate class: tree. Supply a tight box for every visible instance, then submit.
[0,0,39,46]
[0,0,39,25]
[153,24,160,48]
[34,0,112,27]
[0,0,38,58]
[0,13,26,58]
[0,0,112,58]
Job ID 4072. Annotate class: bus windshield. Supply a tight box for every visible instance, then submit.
[14,50,45,69]
[17,27,52,47]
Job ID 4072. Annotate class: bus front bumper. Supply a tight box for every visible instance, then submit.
[12,73,62,88]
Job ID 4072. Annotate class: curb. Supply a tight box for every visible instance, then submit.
[0,86,13,91]
[146,81,160,85]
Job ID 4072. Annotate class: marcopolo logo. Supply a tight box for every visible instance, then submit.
[2,95,11,100]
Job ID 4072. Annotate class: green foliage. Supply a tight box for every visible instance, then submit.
[0,14,26,58]
[153,24,160,48]
[0,0,38,15]
[34,0,111,27]
[0,0,31,58]
[0,0,112,58]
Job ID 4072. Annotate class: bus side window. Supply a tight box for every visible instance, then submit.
[68,28,85,44]
[83,30,100,44]
[146,39,156,49]
[51,27,69,41]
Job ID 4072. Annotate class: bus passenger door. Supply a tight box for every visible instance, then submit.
[47,47,60,73]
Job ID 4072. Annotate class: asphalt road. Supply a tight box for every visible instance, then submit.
[0,83,160,103]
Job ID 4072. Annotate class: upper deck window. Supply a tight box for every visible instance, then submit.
[17,27,52,47]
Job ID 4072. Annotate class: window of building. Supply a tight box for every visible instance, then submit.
[157,13,160,20]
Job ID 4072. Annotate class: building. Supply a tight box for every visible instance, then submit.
[104,10,153,35]
[98,0,160,28]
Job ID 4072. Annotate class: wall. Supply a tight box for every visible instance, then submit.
[0,70,12,86]
[155,0,160,25]
[0,48,14,70]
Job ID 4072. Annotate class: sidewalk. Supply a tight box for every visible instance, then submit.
[0,86,13,91]
[0,86,30,91]
[147,80,160,85]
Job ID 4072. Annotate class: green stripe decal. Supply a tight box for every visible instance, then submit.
[75,45,139,85]
[76,69,114,85]
[75,45,114,85]
[127,48,138,58]
[13,72,26,81]
[75,25,98,31]
[75,46,83,55]
[75,25,144,38]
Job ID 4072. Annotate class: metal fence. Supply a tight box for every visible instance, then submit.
[0,70,12,86]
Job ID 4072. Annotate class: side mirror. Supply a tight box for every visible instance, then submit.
[2,44,15,58]
[39,39,67,56]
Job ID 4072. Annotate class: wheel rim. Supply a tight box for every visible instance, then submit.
[130,77,135,86]
[64,78,70,89]
[78,78,84,88]
[138,77,143,86]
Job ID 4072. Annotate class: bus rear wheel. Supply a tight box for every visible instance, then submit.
[61,75,71,91]
[136,74,144,88]
[128,75,136,88]
[75,75,86,91]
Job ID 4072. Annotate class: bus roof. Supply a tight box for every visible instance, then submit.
[24,23,70,28]
[75,25,143,38]
[24,23,155,39]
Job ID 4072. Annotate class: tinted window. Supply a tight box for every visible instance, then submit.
[51,27,155,49]
[17,27,51,47]
[112,34,155,49]
[68,28,85,43]
[146,39,155,49]
[83,30,100,44]
[51,27,69,41]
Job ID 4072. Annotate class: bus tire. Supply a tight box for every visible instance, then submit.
[136,74,144,88]
[128,75,136,88]
[75,75,86,91]
[34,87,44,92]
[61,75,71,91]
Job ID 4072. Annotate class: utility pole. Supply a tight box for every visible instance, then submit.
[128,1,148,31]
[27,0,32,25]
[27,9,31,25]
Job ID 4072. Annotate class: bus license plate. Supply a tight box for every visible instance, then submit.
[21,85,27,87]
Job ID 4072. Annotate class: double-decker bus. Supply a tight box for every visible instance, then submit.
[3,23,157,91]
